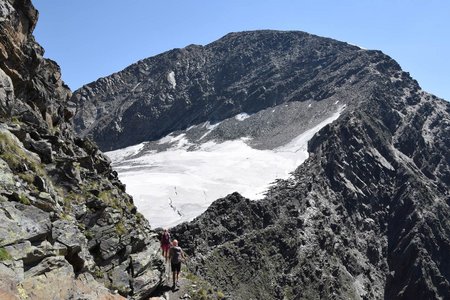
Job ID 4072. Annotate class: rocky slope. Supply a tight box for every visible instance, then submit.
[0,1,165,299]
[72,30,395,151]
[171,72,450,298]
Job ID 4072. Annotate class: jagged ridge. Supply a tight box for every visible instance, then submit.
[171,58,450,298]
[0,1,164,299]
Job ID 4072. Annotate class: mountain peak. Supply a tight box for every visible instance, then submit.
[72,29,404,151]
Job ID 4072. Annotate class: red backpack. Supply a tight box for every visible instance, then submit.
[161,232,171,244]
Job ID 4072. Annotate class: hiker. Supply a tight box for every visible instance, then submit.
[169,239,186,289]
[160,229,171,262]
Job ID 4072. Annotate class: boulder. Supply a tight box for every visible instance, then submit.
[109,263,132,295]
[0,201,51,247]
[24,256,72,278]
[78,155,95,170]
[0,158,15,191]
[52,219,94,272]
[0,68,13,117]
[130,242,163,277]
[99,234,121,261]
[0,263,20,300]
[52,219,86,252]
[20,257,124,299]
[97,207,123,226]
[132,269,163,300]
[93,152,112,174]
[74,273,126,300]
[27,139,53,163]
[4,241,33,261]
[33,175,47,192]
[32,191,57,212]
[130,243,165,299]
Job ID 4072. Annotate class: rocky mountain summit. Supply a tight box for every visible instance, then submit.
[0,1,165,299]
[72,29,397,151]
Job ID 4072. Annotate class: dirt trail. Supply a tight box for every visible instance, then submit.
[149,261,193,300]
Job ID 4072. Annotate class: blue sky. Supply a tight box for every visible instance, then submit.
[33,1,449,101]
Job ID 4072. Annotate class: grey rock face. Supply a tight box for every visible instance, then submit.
[3,1,446,299]
[72,30,398,151]
[0,0,164,298]
[130,241,164,299]
[2,256,126,300]
[0,158,14,189]
[25,138,53,163]
[0,201,51,246]
[0,68,13,117]
[171,85,450,299]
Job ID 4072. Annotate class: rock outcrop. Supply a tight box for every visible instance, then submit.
[0,0,164,298]
[171,70,450,298]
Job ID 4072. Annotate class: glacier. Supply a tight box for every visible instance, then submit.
[106,106,345,228]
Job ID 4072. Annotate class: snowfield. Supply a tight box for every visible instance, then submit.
[106,106,345,228]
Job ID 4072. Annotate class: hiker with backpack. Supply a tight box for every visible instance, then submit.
[160,228,171,262]
[169,239,186,290]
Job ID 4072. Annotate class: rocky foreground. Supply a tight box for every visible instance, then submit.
[0,1,165,299]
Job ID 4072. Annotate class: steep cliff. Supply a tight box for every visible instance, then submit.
[171,69,450,298]
[0,1,164,299]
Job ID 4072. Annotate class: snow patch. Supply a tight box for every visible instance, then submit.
[235,113,251,121]
[106,106,345,228]
[354,274,368,298]
[158,133,192,149]
[167,71,176,88]
[106,143,145,162]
